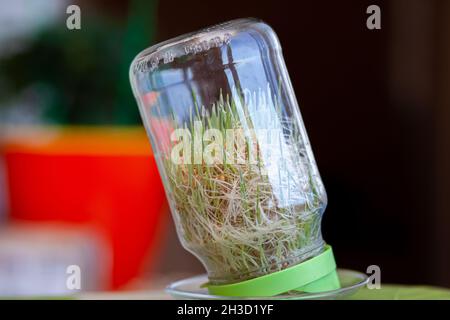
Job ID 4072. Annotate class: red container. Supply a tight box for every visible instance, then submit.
[1,126,168,289]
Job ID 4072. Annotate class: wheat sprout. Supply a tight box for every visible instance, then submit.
[162,89,325,284]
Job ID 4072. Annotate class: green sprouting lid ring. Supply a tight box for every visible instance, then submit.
[206,245,340,297]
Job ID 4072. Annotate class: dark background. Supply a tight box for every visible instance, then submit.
[153,0,450,287]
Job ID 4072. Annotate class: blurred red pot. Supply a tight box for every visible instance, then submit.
[0,126,168,290]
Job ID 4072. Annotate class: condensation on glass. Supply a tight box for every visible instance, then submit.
[130,18,328,285]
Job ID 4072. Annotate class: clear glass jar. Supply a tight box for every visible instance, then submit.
[130,18,327,285]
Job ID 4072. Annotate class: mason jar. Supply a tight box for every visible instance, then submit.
[130,18,333,292]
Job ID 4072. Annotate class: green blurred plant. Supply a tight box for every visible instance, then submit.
[0,0,156,125]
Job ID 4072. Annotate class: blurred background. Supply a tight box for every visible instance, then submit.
[0,0,449,296]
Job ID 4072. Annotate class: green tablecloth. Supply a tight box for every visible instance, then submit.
[2,285,450,300]
[350,285,450,300]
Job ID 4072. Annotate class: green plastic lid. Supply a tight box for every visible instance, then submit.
[207,245,340,297]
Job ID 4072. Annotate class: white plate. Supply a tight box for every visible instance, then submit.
[166,268,368,300]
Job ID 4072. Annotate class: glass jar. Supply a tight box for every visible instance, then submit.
[130,18,328,287]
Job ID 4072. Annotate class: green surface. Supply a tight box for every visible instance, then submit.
[351,285,450,300]
[1,285,450,299]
